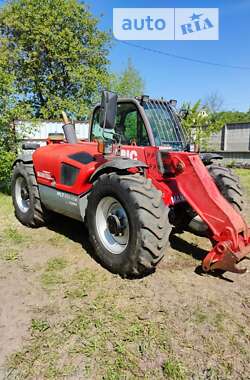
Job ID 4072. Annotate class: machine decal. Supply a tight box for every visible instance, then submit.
[119,149,138,160]
[39,185,83,221]
[37,171,54,181]
[56,191,78,207]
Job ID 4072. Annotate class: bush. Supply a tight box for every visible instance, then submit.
[0,149,16,192]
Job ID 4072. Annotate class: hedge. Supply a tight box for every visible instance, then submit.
[0,149,16,192]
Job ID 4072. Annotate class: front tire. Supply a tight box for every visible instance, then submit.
[11,162,49,227]
[207,164,244,212]
[86,173,171,277]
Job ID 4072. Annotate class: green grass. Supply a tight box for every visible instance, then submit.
[1,250,19,261]
[3,226,26,244]
[47,234,69,247]
[193,309,207,324]
[7,288,183,379]
[162,358,186,380]
[235,169,250,196]
[31,319,50,333]
[41,257,68,288]
[46,257,67,271]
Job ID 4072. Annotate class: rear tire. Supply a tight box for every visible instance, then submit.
[171,164,245,235]
[86,173,171,277]
[207,164,244,212]
[11,162,50,227]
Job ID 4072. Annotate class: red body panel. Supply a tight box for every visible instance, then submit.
[33,142,177,204]
[33,142,105,195]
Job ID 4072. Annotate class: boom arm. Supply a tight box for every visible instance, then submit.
[167,152,250,273]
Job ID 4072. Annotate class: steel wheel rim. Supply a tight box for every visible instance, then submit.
[95,196,129,255]
[15,176,30,213]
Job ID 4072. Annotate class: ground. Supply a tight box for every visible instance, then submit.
[0,169,249,380]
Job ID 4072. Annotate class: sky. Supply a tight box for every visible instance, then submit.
[0,0,249,111]
[87,0,250,111]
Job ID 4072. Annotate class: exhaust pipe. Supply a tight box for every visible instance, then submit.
[62,111,78,144]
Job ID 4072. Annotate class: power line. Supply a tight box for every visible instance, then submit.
[116,40,250,71]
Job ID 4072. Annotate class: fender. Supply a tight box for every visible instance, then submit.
[90,157,148,183]
[200,152,222,166]
[13,152,33,168]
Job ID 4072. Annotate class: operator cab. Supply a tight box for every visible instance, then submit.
[90,96,187,151]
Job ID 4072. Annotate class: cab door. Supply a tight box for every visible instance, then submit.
[90,101,151,163]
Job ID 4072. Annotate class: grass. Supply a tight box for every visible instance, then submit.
[7,288,184,379]
[41,258,68,288]
[162,359,186,380]
[0,250,19,261]
[235,169,250,197]
[47,234,69,247]
[2,170,250,379]
[3,226,26,244]
[46,257,67,271]
[31,319,50,333]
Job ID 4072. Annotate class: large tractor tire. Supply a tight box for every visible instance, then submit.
[207,164,244,212]
[86,172,171,277]
[173,164,245,235]
[11,162,49,227]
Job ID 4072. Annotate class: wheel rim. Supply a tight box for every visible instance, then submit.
[15,176,30,213]
[95,196,129,255]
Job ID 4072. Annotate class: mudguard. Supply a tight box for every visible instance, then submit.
[200,153,222,166]
[12,152,33,167]
[90,157,148,182]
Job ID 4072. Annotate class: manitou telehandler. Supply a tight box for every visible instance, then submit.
[11,91,250,277]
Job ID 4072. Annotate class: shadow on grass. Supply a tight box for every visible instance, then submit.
[46,213,154,279]
[46,216,236,282]
[169,233,207,261]
[169,233,234,282]
[0,183,11,195]
[47,213,94,257]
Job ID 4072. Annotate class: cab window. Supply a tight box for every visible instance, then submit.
[91,103,150,146]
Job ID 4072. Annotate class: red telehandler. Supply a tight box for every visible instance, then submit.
[11,91,250,277]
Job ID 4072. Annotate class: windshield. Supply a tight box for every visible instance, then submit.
[143,100,187,150]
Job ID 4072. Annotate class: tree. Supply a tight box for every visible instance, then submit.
[204,91,224,113]
[0,0,110,119]
[181,100,226,150]
[0,50,31,189]
[111,59,145,97]
[216,110,250,124]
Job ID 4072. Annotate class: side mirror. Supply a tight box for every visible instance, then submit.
[99,90,118,130]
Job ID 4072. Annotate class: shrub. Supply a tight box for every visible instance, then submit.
[0,149,16,192]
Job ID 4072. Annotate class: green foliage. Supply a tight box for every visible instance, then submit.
[0,50,31,154]
[217,110,250,124]
[0,149,16,190]
[181,100,227,149]
[111,58,145,97]
[0,0,110,186]
[182,94,250,150]
[0,0,110,119]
